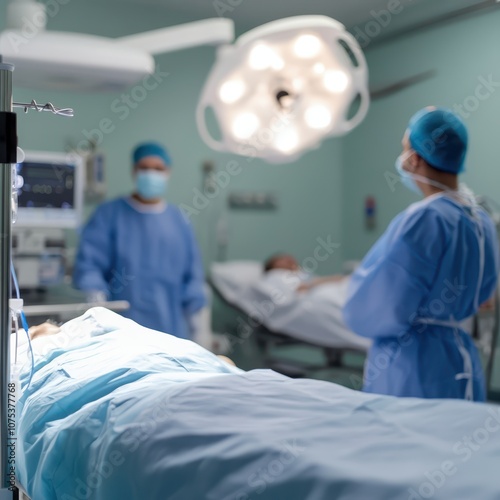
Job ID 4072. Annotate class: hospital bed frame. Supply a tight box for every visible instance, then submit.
[210,278,500,394]
[209,279,365,378]
[253,324,363,378]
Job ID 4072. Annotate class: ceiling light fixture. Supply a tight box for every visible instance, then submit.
[197,15,369,163]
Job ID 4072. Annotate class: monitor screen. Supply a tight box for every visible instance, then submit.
[15,151,84,228]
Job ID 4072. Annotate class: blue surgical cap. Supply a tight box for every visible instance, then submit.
[132,142,171,166]
[407,107,468,174]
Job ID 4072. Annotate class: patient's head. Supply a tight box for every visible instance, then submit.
[264,254,299,273]
[28,321,238,366]
[29,321,61,340]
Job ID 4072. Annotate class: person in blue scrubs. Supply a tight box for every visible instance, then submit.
[73,142,206,339]
[343,107,499,401]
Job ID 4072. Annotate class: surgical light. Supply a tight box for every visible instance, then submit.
[232,113,260,139]
[197,15,369,163]
[292,78,304,92]
[248,44,280,70]
[324,70,350,93]
[313,63,326,75]
[275,129,299,153]
[272,58,285,71]
[305,105,332,129]
[219,79,245,104]
[294,34,322,58]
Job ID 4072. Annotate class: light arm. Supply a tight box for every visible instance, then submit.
[117,18,234,55]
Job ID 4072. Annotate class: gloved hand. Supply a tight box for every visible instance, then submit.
[188,307,211,346]
[188,307,230,353]
[85,290,108,304]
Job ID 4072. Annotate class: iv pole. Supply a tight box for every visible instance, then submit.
[0,59,15,499]
[0,57,73,498]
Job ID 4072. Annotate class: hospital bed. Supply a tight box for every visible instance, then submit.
[210,260,370,376]
[13,308,500,499]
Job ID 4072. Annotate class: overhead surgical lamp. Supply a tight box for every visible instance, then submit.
[1,5,369,165]
[197,16,370,163]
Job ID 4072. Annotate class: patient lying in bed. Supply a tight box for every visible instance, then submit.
[14,307,500,500]
[263,253,348,293]
[27,321,236,366]
[211,255,369,350]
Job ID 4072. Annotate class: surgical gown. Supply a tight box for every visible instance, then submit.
[343,193,499,401]
[73,198,206,338]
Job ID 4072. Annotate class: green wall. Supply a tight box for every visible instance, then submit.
[2,0,344,275]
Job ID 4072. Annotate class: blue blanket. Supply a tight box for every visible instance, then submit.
[17,308,500,499]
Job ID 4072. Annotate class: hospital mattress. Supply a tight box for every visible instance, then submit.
[211,261,371,351]
[17,308,500,499]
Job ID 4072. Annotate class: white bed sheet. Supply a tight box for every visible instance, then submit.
[211,261,371,351]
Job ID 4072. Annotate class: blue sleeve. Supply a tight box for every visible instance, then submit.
[180,216,206,316]
[343,208,446,338]
[479,211,500,304]
[73,204,114,294]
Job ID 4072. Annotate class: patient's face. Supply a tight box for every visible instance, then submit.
[270,255,299,272]
[29,322,61,340]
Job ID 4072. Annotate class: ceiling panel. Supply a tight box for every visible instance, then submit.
[112,0,493,38]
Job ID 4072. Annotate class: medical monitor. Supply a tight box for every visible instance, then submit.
[15,151,84,229]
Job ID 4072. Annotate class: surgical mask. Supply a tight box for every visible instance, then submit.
[395,152,421,194]
[395,151,453,195]
[136,171,169,200]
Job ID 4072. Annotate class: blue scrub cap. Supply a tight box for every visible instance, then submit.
[132,142,171,166]
[407,107,468,174]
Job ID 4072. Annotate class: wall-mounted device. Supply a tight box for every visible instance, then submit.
[85,151,106,202]
[12,151,84,290]
[228,192,278,210]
